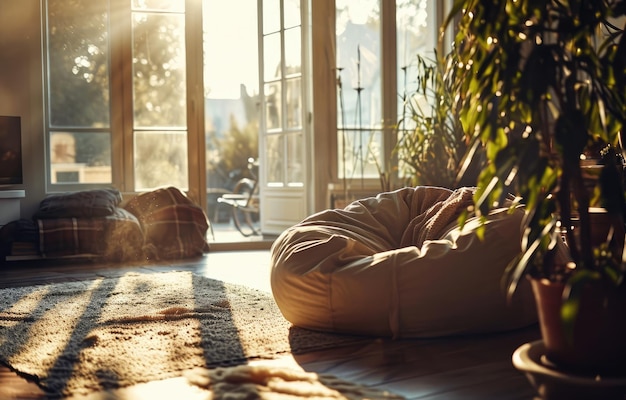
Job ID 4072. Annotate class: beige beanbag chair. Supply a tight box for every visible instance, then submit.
[270,186,537,338]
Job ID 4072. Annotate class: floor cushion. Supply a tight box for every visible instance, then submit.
[35,208,143,260]
[33,188,123,219]
[270,186,537,338]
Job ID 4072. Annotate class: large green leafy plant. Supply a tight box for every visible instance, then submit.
[444,0,626,298]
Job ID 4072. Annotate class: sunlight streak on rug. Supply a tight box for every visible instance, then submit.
[0,284,51,331]
[3,279,103,369]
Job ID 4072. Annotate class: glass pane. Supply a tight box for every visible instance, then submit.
[49,131,112,183]
[263,0,280,34]
[286,78,301,128]
[47,0,110,128]
[397,0,436,125]
[284,0,300,29]
[203,0,260,230]
[336,0,381,180]
[286,132,303,186]
[337,128,383,179]
[204,1,259,100]
[132,12,187,128]
[265,134,284,185]
[263,33,282,81]
[132,0,184,12]
[336,0,381,129]
[134,131,188,190]
[284,27,301,74]
[265,82,282,130]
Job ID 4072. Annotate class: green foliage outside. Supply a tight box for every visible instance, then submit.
[48,0,110,129]
[206,116,259,190]
[134,132,188,190]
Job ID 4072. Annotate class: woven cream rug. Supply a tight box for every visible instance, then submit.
[0,271,372,398]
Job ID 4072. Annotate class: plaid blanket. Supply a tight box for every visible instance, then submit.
[139,203,210,260]
[123,187,210,260]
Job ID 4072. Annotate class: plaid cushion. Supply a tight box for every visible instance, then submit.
[37,218,107,257]
[124,187,210,260]
[36,208,144,260]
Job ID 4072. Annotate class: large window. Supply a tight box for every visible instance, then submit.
[43,0,444,226]
[335,0,437,183]
[131,0,188,190]
[45,0,192,191]
[46,0,112,185]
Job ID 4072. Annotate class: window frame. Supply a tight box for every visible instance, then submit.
[42,0,205,205]
[310,0,446,210]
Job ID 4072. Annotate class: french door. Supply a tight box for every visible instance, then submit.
[257,0,310,235]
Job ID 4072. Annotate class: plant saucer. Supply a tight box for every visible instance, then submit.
[512,340,626,399]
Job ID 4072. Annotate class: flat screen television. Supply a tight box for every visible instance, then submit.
[0,116,23,185]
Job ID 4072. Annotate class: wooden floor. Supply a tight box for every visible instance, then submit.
[0,250,543,400]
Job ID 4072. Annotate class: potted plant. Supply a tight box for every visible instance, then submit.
[395,51,475,189]
[443,0,626,374]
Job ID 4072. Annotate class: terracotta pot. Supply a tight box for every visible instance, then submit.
[530,277,626,374]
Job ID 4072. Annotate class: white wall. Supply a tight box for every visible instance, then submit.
[0,0,46,218]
